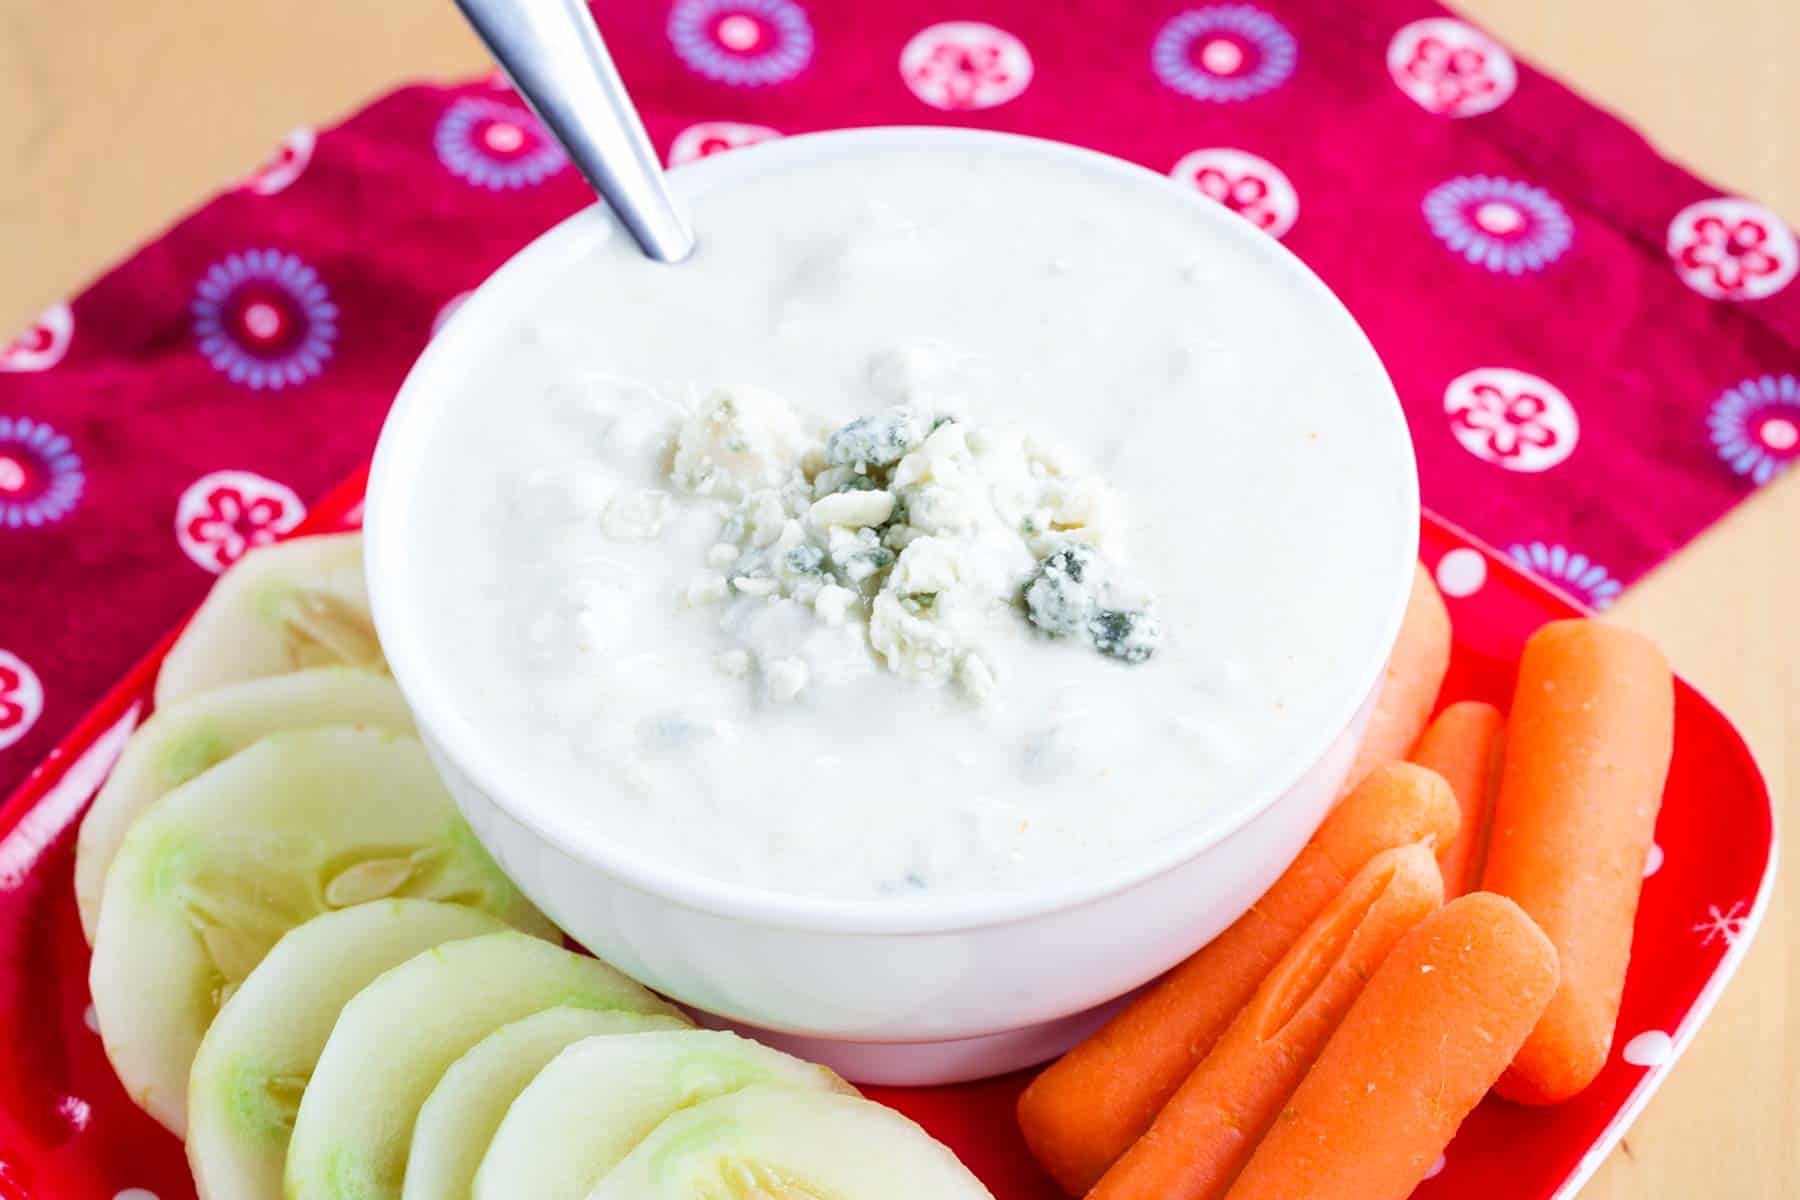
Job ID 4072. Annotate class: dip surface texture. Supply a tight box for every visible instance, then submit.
[400,138,1414,902]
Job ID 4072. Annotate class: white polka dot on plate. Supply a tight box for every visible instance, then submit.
[1622,1029,1673,1067]
[1434,547,1487,597]
[1643,842,1664,878]
[1424,1153,1447,1179]
[83,1002,99,1033]
[114,1190,160,1200]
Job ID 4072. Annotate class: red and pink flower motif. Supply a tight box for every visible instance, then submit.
[174,469,306,573]
[0,304,73,374]
[1422,175,1573,275]
[191,249,337,390]
[1387,18,1517,118]
[1709,373,1800,486]
[900,22,1033,112]
[1667,198,1798,302]
[667,0,814,87]
[0,415,85,529]
[667,121,782,167]
[243,128,316,196]
[434,97,567,191]
[0,650,43,752]
[1445,367,1579,473]
[1150,7,1297,103]
[1170,148,1298,238]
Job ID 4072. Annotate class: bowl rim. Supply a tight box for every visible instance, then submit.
[365,125,1420,935]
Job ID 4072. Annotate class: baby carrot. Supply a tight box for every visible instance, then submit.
[1016,763,1458,1195]
[1408,700,1505,897]
[1088,844,1444,1200]
[1342,562,1452,796]
[1480,619,1674,1105]
[1223,893,1559,1200]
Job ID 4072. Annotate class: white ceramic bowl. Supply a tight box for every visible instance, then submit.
[366,128,1417,1084]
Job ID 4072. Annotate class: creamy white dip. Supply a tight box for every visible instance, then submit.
[398,136,1415,902]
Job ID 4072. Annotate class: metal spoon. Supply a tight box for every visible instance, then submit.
[455,0,696,263]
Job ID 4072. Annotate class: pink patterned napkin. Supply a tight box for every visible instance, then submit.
[2,0,1796,791]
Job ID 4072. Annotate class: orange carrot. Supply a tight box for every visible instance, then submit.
[1408,700,1505,897]
[1016,763,1458,1195]
[1480,619,1673,1105]
[1342,562,1452,796]
[1089,844,1444,1200]
[1223,893,1559,1200]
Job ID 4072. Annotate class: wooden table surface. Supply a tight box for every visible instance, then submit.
[5,2,1796,1195]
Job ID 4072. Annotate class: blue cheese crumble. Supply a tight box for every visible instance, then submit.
[661,380,1161,702]
[1024,544,1163,663]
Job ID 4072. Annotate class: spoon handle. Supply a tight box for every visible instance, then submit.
[456,0,696,263]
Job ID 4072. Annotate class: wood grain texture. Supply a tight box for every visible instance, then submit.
[3,1,1796,1196]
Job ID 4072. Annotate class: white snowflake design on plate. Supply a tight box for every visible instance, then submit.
[1387,18,1517,118]
[192,249,337,390]
[1152,6,1297,102]
[0,303,74,373]
[1444,367,1578,473]
[1667,197,1798,302]
[56,1096,90,1131]
[0,415,84,529]
[1709,373,1800,486]
[175,469,306,574]
[667,121,782,166]
[1693,900,1749,948]
[435,97,568,190]
[1423,175,1573,274]
[900,22,1033,111]
[0,649,44,752]
[1506,541,1622,610]
[669,0,814,87]
[244,127,316,196]
[1170,148,1298,238]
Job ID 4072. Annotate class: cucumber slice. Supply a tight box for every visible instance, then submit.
[75,666,414,943]
[589,1085,993,1199]
[187,900,511,1200]
[156,532,385,708]
[285,931,681,1200]
[89,726,553,1135]
[473,1030,853,1200]
[402,1008,692,1200]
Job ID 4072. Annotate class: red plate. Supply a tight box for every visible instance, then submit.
[0,471,1774,1200]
